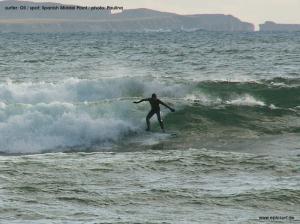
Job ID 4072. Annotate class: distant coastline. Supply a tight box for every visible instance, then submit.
[0,0,254,32]
[260,21,300,32]
[1,1,300,32]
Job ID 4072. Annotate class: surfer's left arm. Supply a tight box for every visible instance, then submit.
[133,98,148,104]
[159,100,175,112]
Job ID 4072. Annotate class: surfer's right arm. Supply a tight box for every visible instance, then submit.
[158,100,175,112]
[133,98,148,104]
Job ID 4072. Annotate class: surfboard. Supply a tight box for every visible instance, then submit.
[147,130,178,137]
[126,130,177,146]
[164,131,178,137]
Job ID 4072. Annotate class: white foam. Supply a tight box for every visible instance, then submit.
[0,102,6,109]
[0,78,186,153]
[269,104,278,110]
[184,93,265,107]
[184,94,222,106]
[226,94,266,107]
[0,77,187,104]
[0,102,138,153]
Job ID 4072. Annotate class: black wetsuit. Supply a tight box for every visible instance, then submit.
[146,98,162,122]
[134,95,174,131]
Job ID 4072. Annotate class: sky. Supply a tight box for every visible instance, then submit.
[17,0,300,29]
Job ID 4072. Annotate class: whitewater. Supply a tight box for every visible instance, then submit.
[0,31,299,223]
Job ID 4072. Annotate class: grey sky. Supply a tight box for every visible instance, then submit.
[21,0,300,29]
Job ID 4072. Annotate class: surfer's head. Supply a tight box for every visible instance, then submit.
[152,93,157,99]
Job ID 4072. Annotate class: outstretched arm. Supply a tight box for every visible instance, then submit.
[133,98,148,104]
[159,100,175,112]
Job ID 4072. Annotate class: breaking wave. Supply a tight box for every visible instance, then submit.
[0,77,299,154]
[0,78,187,154]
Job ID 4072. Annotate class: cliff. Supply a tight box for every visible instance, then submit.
[0,1,254,32]
[260,21,300,32]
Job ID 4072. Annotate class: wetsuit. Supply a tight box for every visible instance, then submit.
[146,98,163,124]
[133,96,174,131]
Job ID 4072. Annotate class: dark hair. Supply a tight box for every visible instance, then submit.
[152,93,157,98]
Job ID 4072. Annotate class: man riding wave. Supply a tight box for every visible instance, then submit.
[134,93,175,132]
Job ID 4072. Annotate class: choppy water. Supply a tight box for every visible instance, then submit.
[0,31,299,223]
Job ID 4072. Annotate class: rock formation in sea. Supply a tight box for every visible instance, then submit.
[260,21,300,32]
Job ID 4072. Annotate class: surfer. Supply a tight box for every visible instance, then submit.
[133,93,175,132]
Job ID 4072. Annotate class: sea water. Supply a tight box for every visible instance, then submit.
[0,31,299,223]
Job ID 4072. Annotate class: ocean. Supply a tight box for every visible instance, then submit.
[0,31,299,223]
